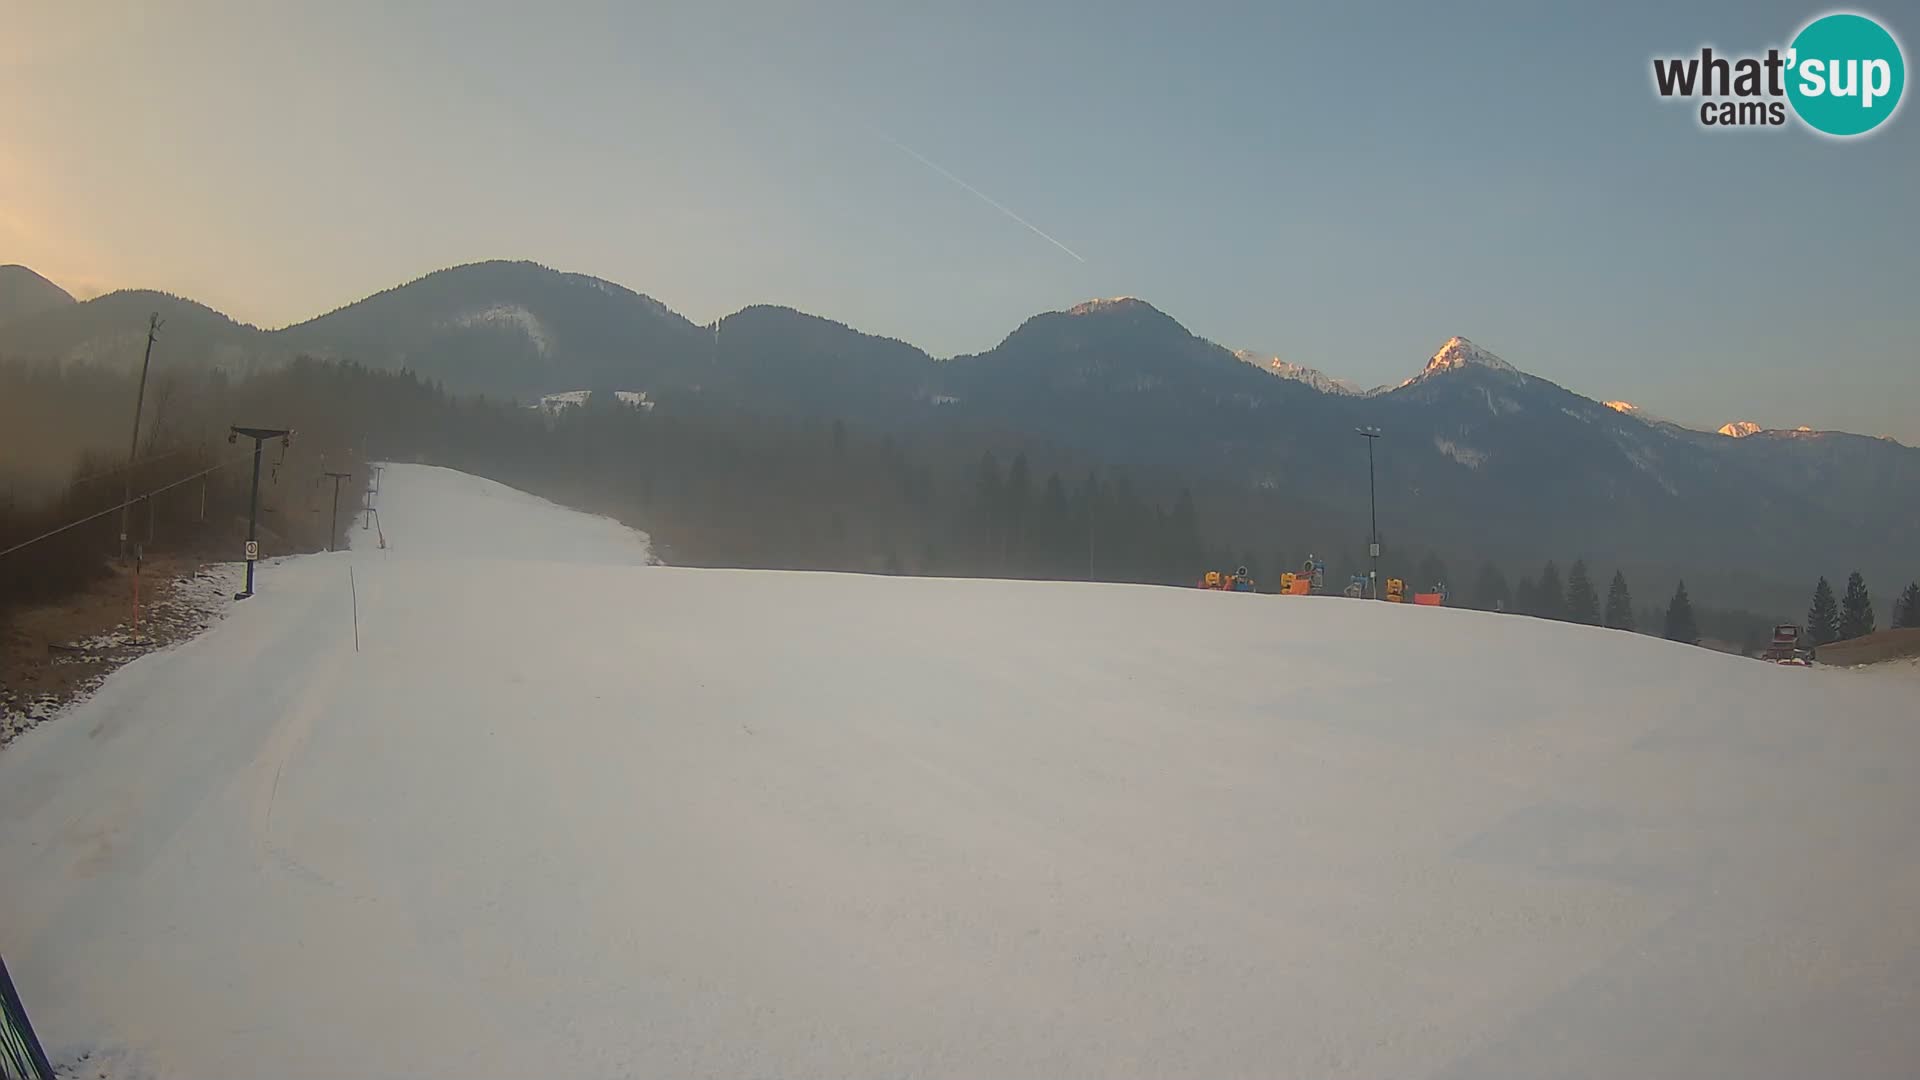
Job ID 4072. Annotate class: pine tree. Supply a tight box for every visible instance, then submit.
[1040,473,1070,577]
[974,451,1004,569]
[1565,559,1600,625]
[1896,582,1920,629]
[1603,570,1635,630]
[1469,562,1510,612]
[1807,577,1841,645]
[1839,571,1876,640]
[1513,576,1538,616]
[1169,488,1201,579]
[1005,453,1032,572]
[1535,561,1565,620]
[1077,470,1101,581]
[1663,580,1699,644]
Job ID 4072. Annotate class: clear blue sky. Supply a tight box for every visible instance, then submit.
[4,0,1915,440]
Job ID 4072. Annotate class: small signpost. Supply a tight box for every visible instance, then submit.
[245,540,259,562]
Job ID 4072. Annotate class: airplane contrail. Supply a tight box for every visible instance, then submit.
[882,135,1087,263]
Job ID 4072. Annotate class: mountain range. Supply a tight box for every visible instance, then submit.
[3,259,1913,612]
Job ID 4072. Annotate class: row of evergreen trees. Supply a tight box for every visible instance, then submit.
[1,358,1231,623]
[1451,556,1725,647]
[1,361,370,620]
[1805,573,1920,643]
[11,356,1895,657]
[1465,559,1638,627]
[968,450,1205,584]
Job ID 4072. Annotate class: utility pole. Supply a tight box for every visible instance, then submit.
[231,426,291,599]
[1357,427,1382,598]
[323,471,352,552]
[119,313,161,560]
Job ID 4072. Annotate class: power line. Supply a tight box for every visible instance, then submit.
[0,450,253,562]
[65,442,202,487]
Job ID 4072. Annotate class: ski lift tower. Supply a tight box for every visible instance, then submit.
[322,470,352,552]
[230,425,291,600]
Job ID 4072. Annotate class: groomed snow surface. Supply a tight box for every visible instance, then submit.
[4,464,1917,1079]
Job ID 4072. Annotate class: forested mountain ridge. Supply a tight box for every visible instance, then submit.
[3,260,1913,611]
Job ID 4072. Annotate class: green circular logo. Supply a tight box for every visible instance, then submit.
[1787,13,1905,136]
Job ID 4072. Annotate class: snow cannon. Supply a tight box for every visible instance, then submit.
[1199,570,1225,590]
[1413,582,1447,606]
[1279,571,1312,595]
[1384,578,1406,603]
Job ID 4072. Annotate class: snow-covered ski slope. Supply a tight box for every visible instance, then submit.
[2,464,1916,1079]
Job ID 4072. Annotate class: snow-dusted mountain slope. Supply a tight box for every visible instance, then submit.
[1233,348,1363,394]
[1391,334,1523,390]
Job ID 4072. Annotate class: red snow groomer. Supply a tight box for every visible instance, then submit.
[1760,623,1813,666]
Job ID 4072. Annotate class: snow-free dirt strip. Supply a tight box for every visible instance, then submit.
[2,464,1916,1079]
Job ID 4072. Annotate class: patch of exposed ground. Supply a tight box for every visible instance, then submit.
[1,556,242,747]
[1815,627,1920,667]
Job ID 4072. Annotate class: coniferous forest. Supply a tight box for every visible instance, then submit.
[3,356,1886,657]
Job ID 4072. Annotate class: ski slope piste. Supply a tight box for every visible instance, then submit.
[2,464,1917,1079]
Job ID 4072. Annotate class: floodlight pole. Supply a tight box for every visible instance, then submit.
[231,426,292,599]
[1357,427,1381,598]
